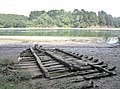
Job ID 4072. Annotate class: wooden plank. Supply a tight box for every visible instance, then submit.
[20,57,34,59]
[72,63,108,71]
[91,62,104,65]
[42,61,56,64]
[19,58,35,62]
[20,61,37,64]
[20,66,38,69]
[43,62,60,67]
[48,67,67,72]
[49,68,69,74]
[14,63,37,66]
[8,65,39,69]
[83,72,116,80]
[46,65,64,69]
[77,66,116,76]
[50,72,77,79]
[30,47,49,78]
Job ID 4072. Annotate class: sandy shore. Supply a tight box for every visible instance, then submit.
[0,40,120,89]
[0,36,103,43]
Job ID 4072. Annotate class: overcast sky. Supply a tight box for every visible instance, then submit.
[0,0,120,17]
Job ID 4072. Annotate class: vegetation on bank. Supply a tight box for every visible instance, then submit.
[0,59,32,89]
[0,9,120,28]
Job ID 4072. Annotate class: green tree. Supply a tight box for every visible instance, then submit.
[98,11,107,26]
[105,14,113,27]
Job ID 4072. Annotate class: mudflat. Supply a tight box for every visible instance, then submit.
[0,40,120,89]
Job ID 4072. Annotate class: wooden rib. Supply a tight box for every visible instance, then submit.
[49,68,69,74]
[84,72,116,80]
[87,63,115,75]
[42,61,56,64]
[55,48,82,59]
[41,59,52,62]
[47,67,67,72]
[77,66,116,76]
[14,63,37,66]
[43,62,60,67]
[20,61,37,64]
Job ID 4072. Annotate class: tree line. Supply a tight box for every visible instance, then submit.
[0,9,120,28]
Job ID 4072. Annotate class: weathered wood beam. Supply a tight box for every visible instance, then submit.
[87,63,116,75]
[43,62,60,67]
[49,68,69,74]
[55,48,83,59]
[84,72,116,80]
[71,63,107,71]
[41,59,52,62]
[92,62,104,65]
[47,67,67,72]
[14,63,37,66]
[19,66,38,69]
[30,47,49,78]
[46,65,64,69]
[77,66,116,76]
[42,61,56,64]
[50,72,77,79]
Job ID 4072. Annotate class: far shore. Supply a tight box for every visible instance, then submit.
[0,27,120,30]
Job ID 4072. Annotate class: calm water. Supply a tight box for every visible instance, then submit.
[0,28,120,37]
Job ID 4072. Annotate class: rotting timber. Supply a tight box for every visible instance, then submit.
[10,44,116,88]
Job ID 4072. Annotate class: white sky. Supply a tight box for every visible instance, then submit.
[0,0,120,17]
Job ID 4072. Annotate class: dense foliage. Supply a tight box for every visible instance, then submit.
[0,9,120,28]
